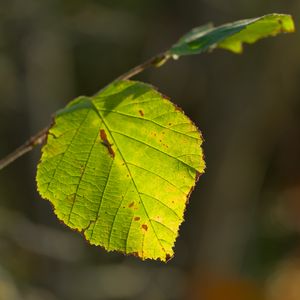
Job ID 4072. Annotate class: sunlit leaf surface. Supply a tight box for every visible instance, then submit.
[36,80,205,261]
[170,14,294,56]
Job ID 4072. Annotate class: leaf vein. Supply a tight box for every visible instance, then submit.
[67,129,100,223]
[127,162,185,195]
[139,192,181,219]
[99,109,199,140]
[45,110,90,194]
[150,219,176,235]
[111,130,198,172]
[97,111,167,255]
[90,158,114,242]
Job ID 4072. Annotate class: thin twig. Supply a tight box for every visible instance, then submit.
[95,51,170,95]
[0,51,172,170]
[0,126,49,171]
[113,52,170,81]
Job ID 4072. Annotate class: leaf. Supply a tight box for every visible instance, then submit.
[169,13,295,57]
[36,80,205,261]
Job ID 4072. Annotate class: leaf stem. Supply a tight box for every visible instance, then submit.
[95,51,171,95]
[114,52,170,81]
[0,51,171,170]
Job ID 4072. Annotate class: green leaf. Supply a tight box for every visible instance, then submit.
[169,13,295,56]
[36,80,205,261]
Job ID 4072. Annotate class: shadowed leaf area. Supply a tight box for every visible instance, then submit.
[36,80,205,261]
[170,13,294,56]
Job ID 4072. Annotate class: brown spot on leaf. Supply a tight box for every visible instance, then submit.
[141,224,148,231]
[100,129,107,141]
[195,170,203,181]
[165,254,172,262]
[139,110,144,117]
[129,202,134,208]
[100,129,115,158]
[134,216,140,221]
[174,105,183,113]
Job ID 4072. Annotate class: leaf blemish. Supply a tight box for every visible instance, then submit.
[139,110,144,117]
[134,216,140,221]
[129,202,134,208]
[165,254,172,261]
[100,129,115,158]
[174,104,183,113]
[141,224,148,231]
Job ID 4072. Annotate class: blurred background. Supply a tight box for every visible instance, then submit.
[0,0,300,299]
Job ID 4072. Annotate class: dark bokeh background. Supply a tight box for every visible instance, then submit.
[0,1,300,299]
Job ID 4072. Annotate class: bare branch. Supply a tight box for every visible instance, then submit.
[0,127,49,171]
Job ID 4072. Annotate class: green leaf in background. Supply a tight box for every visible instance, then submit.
[36,80,205,261]
[169,14,295,56]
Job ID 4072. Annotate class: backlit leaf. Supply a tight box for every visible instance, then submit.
[169,14,294,56]
[36,80,205,261]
